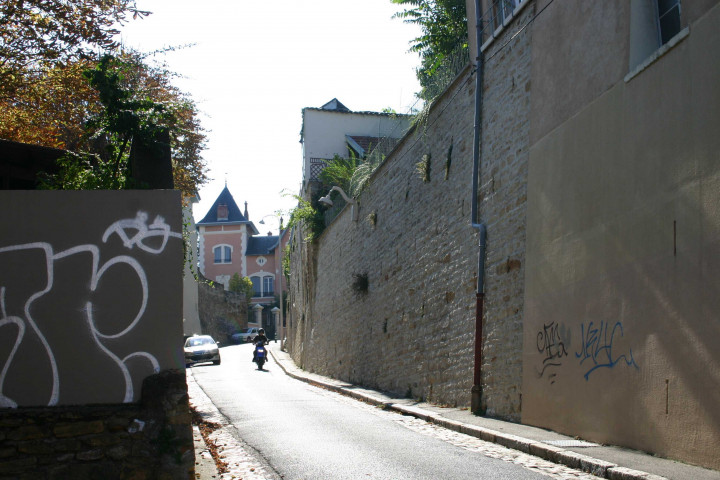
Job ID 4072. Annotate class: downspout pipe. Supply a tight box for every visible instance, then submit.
[470,0,487,415]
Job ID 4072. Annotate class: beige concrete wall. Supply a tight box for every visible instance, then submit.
[523,3,720,469]
[0,190,183,407]
[475,3,534,419]
[530,0,630,144]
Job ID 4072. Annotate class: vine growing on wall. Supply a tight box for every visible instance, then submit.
[416,153,432,182]
[284,193,325,242]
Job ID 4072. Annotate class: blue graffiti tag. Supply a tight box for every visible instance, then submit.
[575,320,639,380]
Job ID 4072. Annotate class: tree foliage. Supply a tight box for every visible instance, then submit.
[229,273,254,304]
[1,52,208,197]
[0,1,208,197]
[0,0,149,99]
[392,0,468,100]
[284,193,325,243]
[0,59,100,149]
[318,154,360,196]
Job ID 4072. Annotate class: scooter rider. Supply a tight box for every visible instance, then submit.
[252,328,269,363]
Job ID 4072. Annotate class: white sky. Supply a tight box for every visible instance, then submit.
[119,0,422,231]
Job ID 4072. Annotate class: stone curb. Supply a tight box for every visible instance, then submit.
[269,348,666,480]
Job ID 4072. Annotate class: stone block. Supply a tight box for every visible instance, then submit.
[0,457,37,475]
[76,448,104,461]
[53,438,82,452]
[107,445,130,460]
[54,420,105,438]
[83,433,121,448]
[17,440,53,455]
[7,425,47,441]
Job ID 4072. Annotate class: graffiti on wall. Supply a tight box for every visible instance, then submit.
[535,319,639,384]
[536,321,568,384]
[0,210,181,408]
[575,320,639,380]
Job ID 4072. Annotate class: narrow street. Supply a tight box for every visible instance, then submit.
[189,343,601,480]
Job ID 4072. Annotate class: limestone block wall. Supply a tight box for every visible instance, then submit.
[197,276,248,344]
[0,370,193,480]
[476,3,534,418]
[288,4,532,416]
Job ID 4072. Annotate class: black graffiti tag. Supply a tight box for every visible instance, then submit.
[536,321,568,384]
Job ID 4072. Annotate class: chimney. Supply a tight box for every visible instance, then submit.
[244,201,249,219]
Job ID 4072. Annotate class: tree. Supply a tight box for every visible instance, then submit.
[0,1,208,197]
[229,273,254,304]
[0,0,149,99]
[2,52,209,197]
[391,0,468,100]
[0,59,101,150]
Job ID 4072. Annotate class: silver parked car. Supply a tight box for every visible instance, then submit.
[184,335,221,366]
[231,327,260,344]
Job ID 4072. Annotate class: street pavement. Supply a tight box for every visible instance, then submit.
[190,342,720,480]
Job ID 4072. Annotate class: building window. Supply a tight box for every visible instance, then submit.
[492,0,524,30]
[656,0,681,45]
[217,203,229,221]
[250,275,274,297]
[263,276,274,297]
[256,256,267,266]
[213,245,232,264]
[629,0,683,70]
[251,276,262,297]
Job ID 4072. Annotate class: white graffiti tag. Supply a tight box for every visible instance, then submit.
[0,212,181,407]
[102,211,182,254]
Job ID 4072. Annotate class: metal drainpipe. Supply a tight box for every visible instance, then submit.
[470,0,487,415]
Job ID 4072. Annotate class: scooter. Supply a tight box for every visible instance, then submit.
[254,344,267,370]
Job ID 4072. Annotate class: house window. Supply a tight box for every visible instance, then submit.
[492,0,524,30]
[213,245,232,264]
[217,203,229,221]
[629,0,683,70]
[656,0,681,45]
[251,276,262,297]
[263,277,274,297]
[250,275,275,297]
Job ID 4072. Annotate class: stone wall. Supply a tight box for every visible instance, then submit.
[287,4,532,418]
[0,370,193,480]
[197,276,248,344]
[476,3,534,419]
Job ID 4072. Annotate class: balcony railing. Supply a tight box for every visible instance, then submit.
[252,291,274,298]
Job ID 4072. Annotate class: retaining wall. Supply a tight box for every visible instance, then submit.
[287,5,532,416]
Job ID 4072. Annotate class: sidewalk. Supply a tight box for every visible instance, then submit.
[266,343,720,480]
[193,424,220,479]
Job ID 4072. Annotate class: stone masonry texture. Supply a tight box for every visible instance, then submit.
[288,5,532,419]
[197,274,248,344]
[0,370,194,480]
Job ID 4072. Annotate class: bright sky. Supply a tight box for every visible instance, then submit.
[119,0,422,231]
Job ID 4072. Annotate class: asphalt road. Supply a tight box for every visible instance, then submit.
[190,343,594,480]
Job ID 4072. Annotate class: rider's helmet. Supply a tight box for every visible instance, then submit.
[258,328,265,334]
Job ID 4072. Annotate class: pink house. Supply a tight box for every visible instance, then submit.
[196,186,289,333]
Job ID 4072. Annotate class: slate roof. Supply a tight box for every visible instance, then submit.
[245,235,280,256]
[196,186,259,234]
[321,98,350,112]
